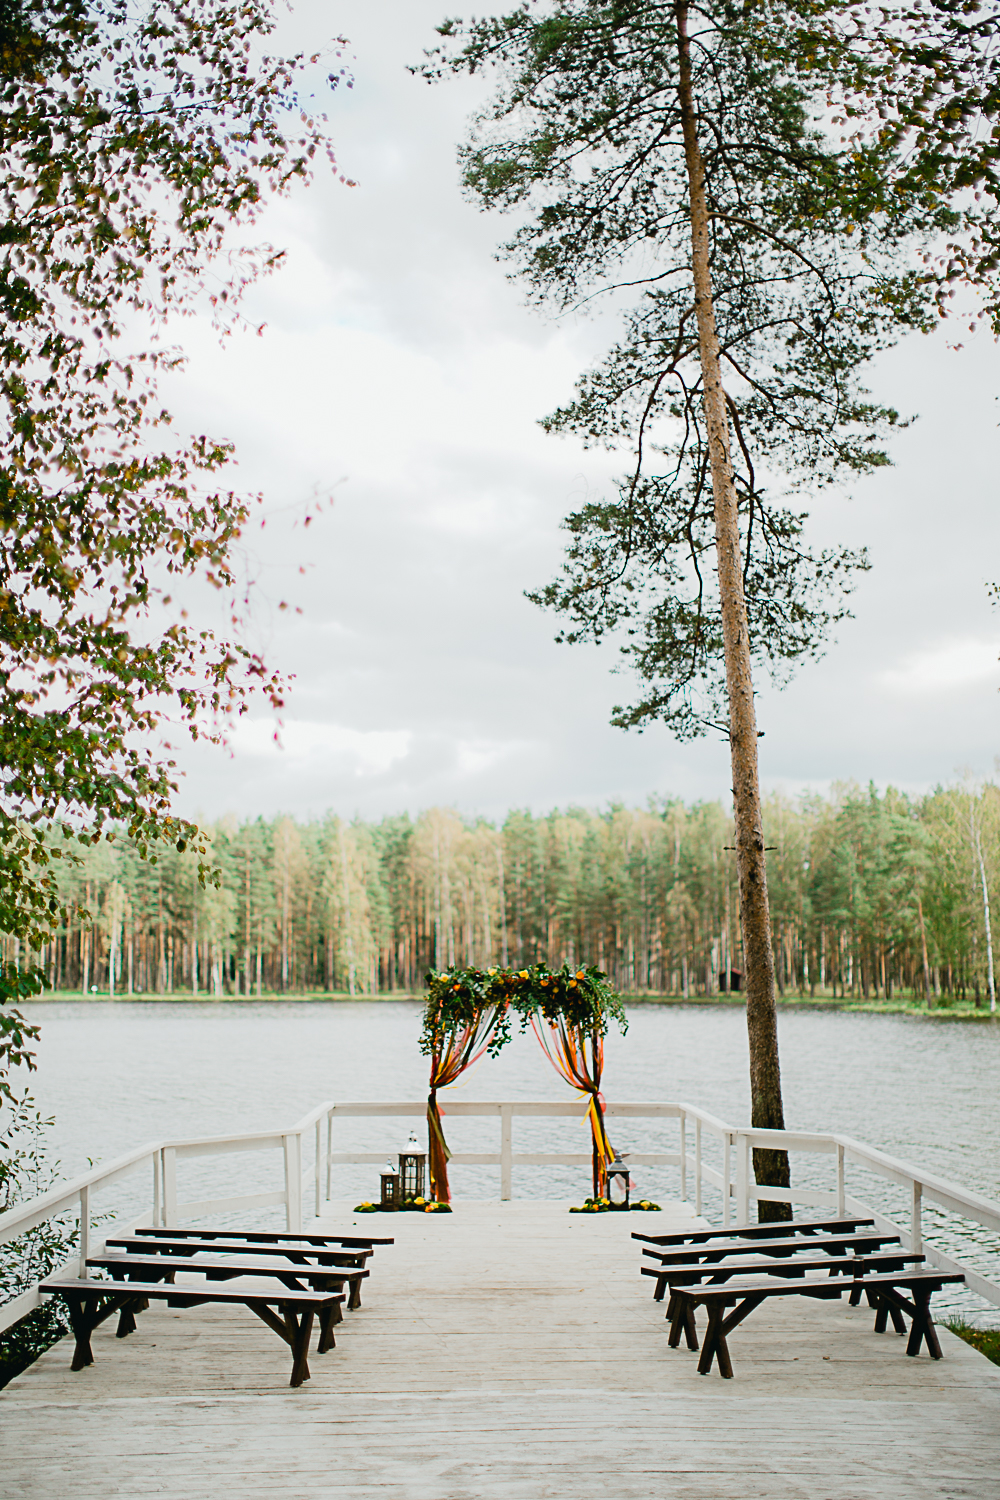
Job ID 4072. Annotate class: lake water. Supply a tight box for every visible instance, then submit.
[18,1000,1000,1320]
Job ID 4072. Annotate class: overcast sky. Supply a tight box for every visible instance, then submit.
[160,0,1000,827]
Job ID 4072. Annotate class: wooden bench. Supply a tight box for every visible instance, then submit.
[89,1252,370,1316]
[643,1249,924,1324]
[642,1230,905,1300]
[41,1276,344,1387]
[106,1236,373,1289]
[131,1227,395,1249]
[633,1215,875,1249]
[666,1268,966,1377]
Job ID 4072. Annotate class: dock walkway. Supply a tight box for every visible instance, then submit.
[2,1201,999,1499]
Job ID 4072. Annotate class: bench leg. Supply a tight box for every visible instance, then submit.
[65,1295,96,1370]
[250,1300,316,1385]
[288,1307,315,1388]
[668,1294,698,1350]
[697,1294,766,1378]
[667,1296,685,1348]
[65,1291,125,1370]
[872,1295,907,1335]
[654,1274,668,1303]
[115,1301,138,1339]
[698,1305,731,1378]
[348,1279,362,1312]
[683,1301,698,1351]
[905,1287,942,1359]
[317,1304,338,1354]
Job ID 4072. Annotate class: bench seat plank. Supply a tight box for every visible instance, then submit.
[131,1227,394,1248]
[633,1215,875,1248]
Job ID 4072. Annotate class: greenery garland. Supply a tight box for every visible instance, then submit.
[419,962,628,1052]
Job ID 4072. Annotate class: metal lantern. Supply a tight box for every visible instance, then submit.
[607,1152,631,1210]
[398,1131,427,1202]
[380,1159,400,1211]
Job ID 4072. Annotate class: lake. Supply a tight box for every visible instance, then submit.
[18,1000,1000,1319]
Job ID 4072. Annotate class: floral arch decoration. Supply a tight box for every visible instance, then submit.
[420,964,628,1205]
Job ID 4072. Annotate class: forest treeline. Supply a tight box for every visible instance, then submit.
[10,781,999,1006]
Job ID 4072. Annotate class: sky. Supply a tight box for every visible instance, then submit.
[159,0,1000,827]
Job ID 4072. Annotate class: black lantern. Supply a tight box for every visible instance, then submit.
[607,1152,631,1210]
[380,1159,400,1211]
[398,1131,427,1203]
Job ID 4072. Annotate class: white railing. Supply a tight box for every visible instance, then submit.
[2,1098,998,1336]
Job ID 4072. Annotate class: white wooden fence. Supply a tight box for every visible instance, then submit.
[2,1097,998,1336]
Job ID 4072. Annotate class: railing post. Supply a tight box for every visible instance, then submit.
[284,1133,303,1231]
[163,1146,177,1228]
[735,1132,750,1225]
[694,1117,702,1217]
[836,1143,846,1216]
[79,1184,91,1279]
[153,1150,162,1228]
[679,1111,687,1201]
[500,1104,513,1201]
[722,1133,732,1227]
[911,1179,923,1255]
[326,1111,333,1206]
[315,1119,322,1219]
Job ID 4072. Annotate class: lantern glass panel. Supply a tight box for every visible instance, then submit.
[398,1149,426,1201]
[607,1157,630,1209]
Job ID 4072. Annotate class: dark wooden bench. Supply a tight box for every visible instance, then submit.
[643,1249,924,1324]
[89,1251,370,1314]
[633,1215,875,1249]
[131,1227,394,1249]
[106,1235,372,1283]
[41,1276,344,1387]
[642,1230,905,1300]
[666,1268,966,1377]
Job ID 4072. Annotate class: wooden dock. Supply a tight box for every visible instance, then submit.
[3,1200,999,1498]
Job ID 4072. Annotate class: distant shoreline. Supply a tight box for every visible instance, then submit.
[24,991,1000,1022]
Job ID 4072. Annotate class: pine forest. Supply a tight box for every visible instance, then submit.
[12,780,998,1007]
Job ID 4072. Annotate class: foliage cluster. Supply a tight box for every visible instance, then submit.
[943,1317,1000,1367]
[0,961,41,1104]
[353,1199,451,1214]
[420,962,627,1055]
[0,0,344,949]
[16,781,999,1005]
[0,1093,78,1389]
[423,0,951,739]
[569,1197,661,1213]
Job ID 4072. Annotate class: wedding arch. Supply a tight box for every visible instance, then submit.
[419,963,628,1204]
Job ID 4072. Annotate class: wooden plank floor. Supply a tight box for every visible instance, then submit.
[3,1200,999,1499]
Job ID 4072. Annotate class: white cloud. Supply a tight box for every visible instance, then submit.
[880,640,1000,695]
[231,719,412,778]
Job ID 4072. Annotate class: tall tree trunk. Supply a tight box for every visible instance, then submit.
[971,811,997,1014]
[916,889,932,1008]
[674,0,790,1219]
